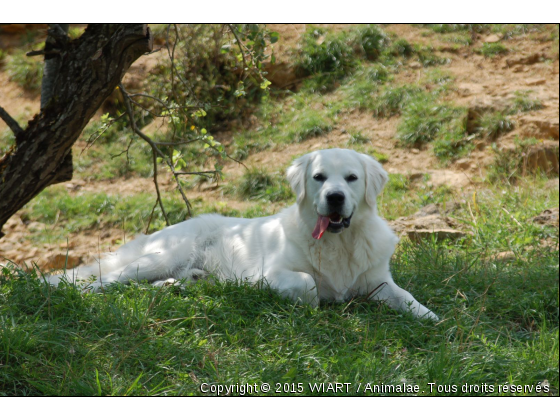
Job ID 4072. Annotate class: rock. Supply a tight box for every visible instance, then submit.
[409,62,422,69]
[263,62,298,88]
[407,229,467,243]
[506,53,542,67]
[388,204,468,243]
[42,254,83,271]
[519,114,559,140]
[455,158,472,170]
[489,251,517,261]
[3,215,25,232]
[426,170,471,189]
[525,78,547,86]
[523,143,559,175]
[410,148,420,154]
[484,34,503,43]
[531,208,559,227]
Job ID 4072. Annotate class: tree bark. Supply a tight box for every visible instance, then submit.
[0,24,153,237]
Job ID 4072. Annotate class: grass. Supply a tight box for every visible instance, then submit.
[228,167,294,203]
[478,112,515,139]
[397,98,467,148]
[21,187,190,242]
[371,85,423,117]
[508,91,543,114]
[479,42,509,58]
[6,52,43,92]
[2,177,558,395]
[487,138,557,183]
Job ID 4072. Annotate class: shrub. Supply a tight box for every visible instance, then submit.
[349,24,389,60]
[297,28,355,77]
[147,24,271,132]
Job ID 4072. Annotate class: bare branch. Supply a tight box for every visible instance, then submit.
[0,106,23,137]
[119,83,193,219]
[227,24,249,80]
[26,49,61,57]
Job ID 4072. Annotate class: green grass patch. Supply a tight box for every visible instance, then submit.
[397,98,467,148]
[22,188,190,240]
[478,112,514,139]
[228,167,294,203]
[1,199,556,395]
[508,91,543,114]
[479,42,509,57]
[371,85,424,117]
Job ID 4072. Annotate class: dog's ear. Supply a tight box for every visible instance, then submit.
[287,154,310,205]
[360,153,388,207]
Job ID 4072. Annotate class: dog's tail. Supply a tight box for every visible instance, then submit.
[46,234,151,286]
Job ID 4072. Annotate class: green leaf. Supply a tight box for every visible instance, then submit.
[260,79,271,90]
[269,31,279,44]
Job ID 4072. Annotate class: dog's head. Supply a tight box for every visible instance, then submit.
[287,149,388,239]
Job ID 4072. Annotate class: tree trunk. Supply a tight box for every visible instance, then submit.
[0,24,152,237]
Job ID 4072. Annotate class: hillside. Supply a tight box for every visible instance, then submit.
[0,24,558,268]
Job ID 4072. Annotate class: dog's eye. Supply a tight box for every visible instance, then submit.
[346,174,358,182]
[313,173,326,182]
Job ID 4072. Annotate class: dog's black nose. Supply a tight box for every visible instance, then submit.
[326,191,345,205]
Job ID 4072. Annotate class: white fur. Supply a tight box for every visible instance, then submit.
[47,149,438,320]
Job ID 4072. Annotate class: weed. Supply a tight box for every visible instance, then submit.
[478,112,514,139]
[508,90,543,114]
[479,42,509,57]
[231,167,293,202]
[346,131,370,145]
[372,150,389,164]
[397,99,467,147]
[349,24,389,61]
[284,108,333,142]
[421,24,487,34]
[433,134,474,162]
[386,38,414,57]
[414,45,450,67]
[441,33,472,46]
[487,137,558,182]
[296,27,357,91]
[371,85,423,117]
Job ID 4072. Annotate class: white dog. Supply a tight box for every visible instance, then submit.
[47,149,438,320]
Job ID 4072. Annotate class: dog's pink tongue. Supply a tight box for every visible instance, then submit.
[312,215,330,240]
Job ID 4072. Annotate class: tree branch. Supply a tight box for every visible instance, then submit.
[119,83,192,222]
[0,106,23,137]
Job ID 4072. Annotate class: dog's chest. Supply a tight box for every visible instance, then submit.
[306,234,376,300]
